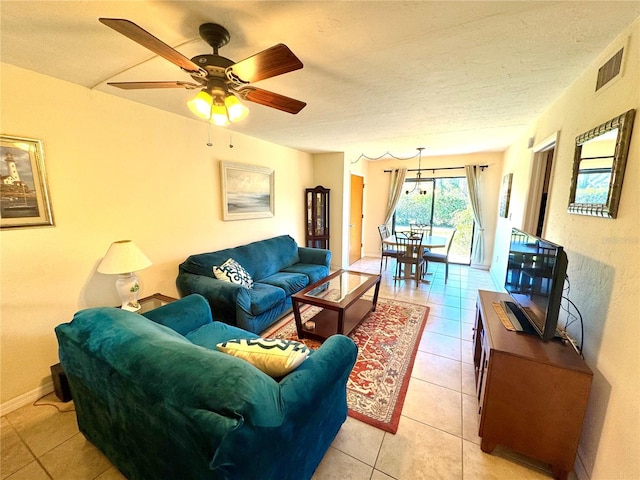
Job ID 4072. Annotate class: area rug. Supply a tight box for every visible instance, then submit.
[267,297,429,434]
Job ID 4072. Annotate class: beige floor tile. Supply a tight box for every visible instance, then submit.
[411,351,461,391]
[403,378,462,436]
[5,399,79,458]
[312,446,373,480]
[461,322,476,341]
[461,340,474,365]
[371,470,395,480]
[1,418,35,479]
[376,416,462,479]
[393,287,430,304]
[461,308,477,325]
[427,293,461,308]
[418,331,461,361]
[2,461,50,480]
[463,440,553,479]
[330,417,384,467]
[38,433,113,480]
[426,303,461,322]
[95,467,127,480]
[424,315,461,338]
[461,363,477,396]
[462,394,481,445]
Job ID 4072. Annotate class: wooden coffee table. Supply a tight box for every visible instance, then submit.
[291,269,381,341]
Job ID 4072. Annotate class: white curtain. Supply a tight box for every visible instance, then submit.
[384,168,407,227]
[465,165,485,265]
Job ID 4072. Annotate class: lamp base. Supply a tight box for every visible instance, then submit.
[116,272,141,312]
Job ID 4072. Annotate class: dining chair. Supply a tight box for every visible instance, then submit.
[395,231,425,287]
[377,224,399,272]
[422,228,457,283]
[410,223,433,236]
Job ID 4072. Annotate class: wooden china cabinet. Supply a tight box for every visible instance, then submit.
[305,186,330,249]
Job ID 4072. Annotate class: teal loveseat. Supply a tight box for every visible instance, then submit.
[55,294,357,480]
[176,235,331,333]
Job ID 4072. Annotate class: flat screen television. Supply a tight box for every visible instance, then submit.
[504,228,568,340]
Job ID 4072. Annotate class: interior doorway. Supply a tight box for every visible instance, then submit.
[349,175,364,265]
[526,133,558,236]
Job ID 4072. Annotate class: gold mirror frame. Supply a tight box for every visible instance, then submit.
[568,109,635,218]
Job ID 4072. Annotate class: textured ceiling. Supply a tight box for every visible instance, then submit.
[2,1,639,156]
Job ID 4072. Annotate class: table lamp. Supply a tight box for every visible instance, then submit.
[97,240,152,312]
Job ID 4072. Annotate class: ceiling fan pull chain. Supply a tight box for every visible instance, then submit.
[206,123,213,147]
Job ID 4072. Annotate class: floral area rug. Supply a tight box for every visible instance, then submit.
[267,297,429,434]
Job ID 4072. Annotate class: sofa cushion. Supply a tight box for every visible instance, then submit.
[248,283,287,316]
[213,258,254,288]
[281,263,331,285]
[186,321,260,350]
[259,272,309,296]
[216,338,311,377]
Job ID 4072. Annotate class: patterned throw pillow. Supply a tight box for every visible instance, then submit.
[213,258,253,288]
[216,338,311,377]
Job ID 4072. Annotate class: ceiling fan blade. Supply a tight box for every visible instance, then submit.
[237,87,306,114]
[226,44,303,84]
[99,18,207,77]
[107,81,201,90]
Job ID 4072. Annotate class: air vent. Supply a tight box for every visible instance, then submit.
[596,48,624,91]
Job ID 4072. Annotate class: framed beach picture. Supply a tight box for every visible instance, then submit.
[499,173,513,218]
[221,161,274,220]
[1,135,54,228]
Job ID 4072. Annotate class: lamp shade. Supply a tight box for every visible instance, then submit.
[97,240,152,274]
[187,90,213,119]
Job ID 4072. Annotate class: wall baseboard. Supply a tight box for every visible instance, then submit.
[1,380,54,416]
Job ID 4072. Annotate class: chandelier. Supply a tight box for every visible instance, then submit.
[405,147,428,195]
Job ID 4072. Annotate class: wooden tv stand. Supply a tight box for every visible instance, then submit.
[473,290,593,480]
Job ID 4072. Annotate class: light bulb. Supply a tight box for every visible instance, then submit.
[187,90,213,119]
[210,100,230,127]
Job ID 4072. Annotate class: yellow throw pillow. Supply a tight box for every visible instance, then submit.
[216,338,311,377]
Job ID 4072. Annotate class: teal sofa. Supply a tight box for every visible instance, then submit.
[55,294,357,480]
[176,235,331,333]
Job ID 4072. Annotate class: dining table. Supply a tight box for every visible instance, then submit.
[382,234,448,284]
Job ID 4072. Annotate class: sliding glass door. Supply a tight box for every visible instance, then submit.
[393,175,473,264]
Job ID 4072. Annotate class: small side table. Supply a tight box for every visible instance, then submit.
[136,293,177,314]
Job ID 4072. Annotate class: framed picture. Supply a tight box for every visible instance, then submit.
[499,173,513,218]
[221,161,274,221]
[1,135,54,228]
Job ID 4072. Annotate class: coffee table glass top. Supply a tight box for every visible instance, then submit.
[303,270,374,304]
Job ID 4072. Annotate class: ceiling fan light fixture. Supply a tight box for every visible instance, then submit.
[225,94,249,123]
[210,98,230,126]
[187,90,213,119]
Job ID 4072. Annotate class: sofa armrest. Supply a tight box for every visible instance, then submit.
[176,273,251,325]
[298,246,331,267]
[142,294,213,336]
[278,335,357,414]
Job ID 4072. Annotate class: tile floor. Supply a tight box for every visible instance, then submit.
[1,257,572,480]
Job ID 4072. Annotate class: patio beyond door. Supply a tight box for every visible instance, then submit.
[394,176,473,264]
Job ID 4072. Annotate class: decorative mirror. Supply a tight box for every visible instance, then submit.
[568,109,635,218]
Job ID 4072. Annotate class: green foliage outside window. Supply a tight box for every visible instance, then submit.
[394,177,474,263]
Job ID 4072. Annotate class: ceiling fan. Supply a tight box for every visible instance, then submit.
[99,18,306,126]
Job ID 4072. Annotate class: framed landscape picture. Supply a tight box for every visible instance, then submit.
[499,173,513,218]
[221,161,274,221]
[1,135,54,228]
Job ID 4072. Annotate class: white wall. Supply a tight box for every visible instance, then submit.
[0,64,314,409]
[491,18,640,479]
[361,152,504,268]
